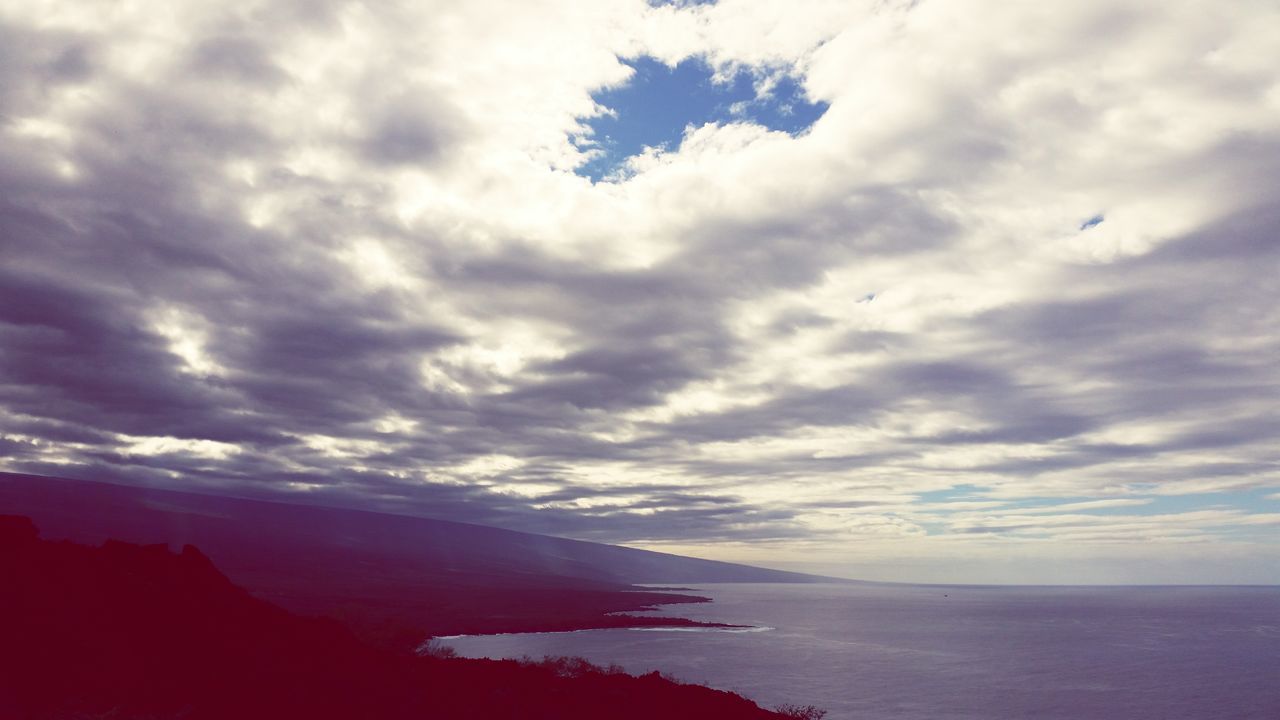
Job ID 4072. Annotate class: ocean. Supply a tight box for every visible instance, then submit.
[443,582,1280,719]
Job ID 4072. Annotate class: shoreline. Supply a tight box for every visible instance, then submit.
[419,607,750,641]
[419,584,761,644]
[431,620,762,642]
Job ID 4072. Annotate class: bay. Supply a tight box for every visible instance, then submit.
[444,582,1280,720]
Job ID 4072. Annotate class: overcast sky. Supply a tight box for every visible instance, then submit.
[2,0,1278,583]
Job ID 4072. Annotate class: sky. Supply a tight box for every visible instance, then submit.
[1,0,1278,584]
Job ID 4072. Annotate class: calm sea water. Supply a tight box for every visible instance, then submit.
[444,583,1280,720]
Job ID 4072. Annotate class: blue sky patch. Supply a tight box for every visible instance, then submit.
[919,487,1276,523]
[1079,214,1105,231]
[576,56,828,182]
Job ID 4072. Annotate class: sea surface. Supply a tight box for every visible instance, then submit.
[444,582,1280,720]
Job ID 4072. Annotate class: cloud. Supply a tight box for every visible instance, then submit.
[1,0,1278,582]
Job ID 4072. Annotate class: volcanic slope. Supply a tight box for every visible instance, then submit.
[0,515,793,720]
[0,472,840,643]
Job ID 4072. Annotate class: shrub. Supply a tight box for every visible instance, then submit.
[776,703,827,719]
[516,655,629,678]
[415,638,458,659]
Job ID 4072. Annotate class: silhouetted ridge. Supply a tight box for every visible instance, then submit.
[0,472,832,584]
[0,473,845,646]
[0,514,37,543]
[0,516,791,720]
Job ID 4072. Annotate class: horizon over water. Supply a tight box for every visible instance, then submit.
[445,582,1280,720]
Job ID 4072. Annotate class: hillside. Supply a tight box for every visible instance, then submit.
[0,515,792,720]
[0,472,837,644]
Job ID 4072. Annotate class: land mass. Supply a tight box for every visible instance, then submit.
[1,515,797,719]
[0,472,839,647]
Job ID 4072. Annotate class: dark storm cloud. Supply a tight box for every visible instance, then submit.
[0,435,37,459]
[0,8,800,543]
[0,22,95,115]
[3,36,453,461]
[443,247,723,326]
[915,413,1096,445]
[0,267,267,443]
[4,135,1277,544]
[766,308,835,336]
[360,96,459,166]
[439,248,740,418]
[912,205,1280,490]
[187,34,287,85]
[649,358,1093,448]
[675,184,957,293]
[219,306,462,431]
[510,342,722,411]
[977,206,1279,404]
[2,2,1278,561]
[595,200,1280,502]
[0,416,115,446]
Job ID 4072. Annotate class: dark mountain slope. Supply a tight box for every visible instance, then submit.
[0,472,840,644]
[0,472,827,584]
[0,515,790,720]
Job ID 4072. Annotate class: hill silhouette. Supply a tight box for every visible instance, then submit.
[0,472,839,646]
[0,515,794,720]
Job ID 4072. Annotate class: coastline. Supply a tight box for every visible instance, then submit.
[1,515,797,719]
[415,589,750,642]
[432,619,760,641]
